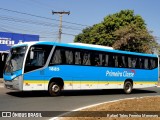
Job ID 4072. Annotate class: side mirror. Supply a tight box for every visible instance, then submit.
[30,50,34,59]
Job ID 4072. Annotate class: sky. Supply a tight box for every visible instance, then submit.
[0,0,160,43]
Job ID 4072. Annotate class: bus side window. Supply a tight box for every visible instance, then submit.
[139,58,144,69]
[91,52,102,66]
[49,47,67,65]
[104,54,109,66]
[108,54,115,67]
[150,58,156,69]
[94,54,99,66]
[99,54,103,66]
[144,58,149,69]
[82,51,91,65]
[131,57,137,68]
[122,56,127,68]
[60,49,66,64]
[65,50,73,64]
[148,58,151,69]
[128,57,131,68]
[118,56,123,67]
[50,49,62,65]
[114,55,118,67]
[75,51,82,65]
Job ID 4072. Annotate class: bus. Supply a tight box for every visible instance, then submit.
[0,51,8,78]
[3,41,159,96]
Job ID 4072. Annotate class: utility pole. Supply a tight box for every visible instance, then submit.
[52,11,70,42]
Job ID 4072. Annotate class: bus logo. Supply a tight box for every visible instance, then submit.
[106,70,135,77]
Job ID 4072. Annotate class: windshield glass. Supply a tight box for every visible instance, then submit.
[4,46,27,73]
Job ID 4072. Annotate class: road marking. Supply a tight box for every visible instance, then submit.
[49,95,160,120]
[49,97,138,120]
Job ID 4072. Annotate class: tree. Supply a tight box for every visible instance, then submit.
[112,23,156,53]
[74,10,158,53]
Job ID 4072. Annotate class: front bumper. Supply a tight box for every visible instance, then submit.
[4,75,23,90]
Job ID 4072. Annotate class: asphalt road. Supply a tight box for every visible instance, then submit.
[0,84,160,120]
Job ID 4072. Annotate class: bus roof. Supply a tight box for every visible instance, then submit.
[11,41,39,48]
[69,43,113,50]
[12,41,158,58]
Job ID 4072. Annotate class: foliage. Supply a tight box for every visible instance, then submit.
[74,10,158,53]
[112,23,156,53]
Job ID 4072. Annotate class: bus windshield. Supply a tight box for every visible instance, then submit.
[4,46,27,73]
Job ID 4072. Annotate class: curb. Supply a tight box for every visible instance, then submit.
[50,95,160,120]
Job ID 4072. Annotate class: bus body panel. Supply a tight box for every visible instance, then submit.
[23,70,45,91]
[22,65,158,91]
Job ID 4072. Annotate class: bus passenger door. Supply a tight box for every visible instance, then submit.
[23,45,52,91]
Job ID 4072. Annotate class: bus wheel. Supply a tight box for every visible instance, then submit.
[48,82,61,96]
[124,81,133,94]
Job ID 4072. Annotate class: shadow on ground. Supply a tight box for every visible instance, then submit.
[6,88,157,98]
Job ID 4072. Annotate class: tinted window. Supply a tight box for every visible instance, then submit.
[24,45,52,73]
[49,46,158,70]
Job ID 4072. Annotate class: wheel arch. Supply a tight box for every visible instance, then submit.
[48,77,64,90]
[124,79,133,86]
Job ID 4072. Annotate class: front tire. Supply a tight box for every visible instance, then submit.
[48,82,61,96]
[124,81,133,94]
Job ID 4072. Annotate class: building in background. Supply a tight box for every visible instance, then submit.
[0,31,39,78]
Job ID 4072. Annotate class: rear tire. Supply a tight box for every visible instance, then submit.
[124,81,133,94]
[48,82,61,96]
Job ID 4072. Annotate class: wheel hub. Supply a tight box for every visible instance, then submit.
[52,85,59,92]
[126,83,131,92]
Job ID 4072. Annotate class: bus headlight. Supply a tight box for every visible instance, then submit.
[13,76,19,81]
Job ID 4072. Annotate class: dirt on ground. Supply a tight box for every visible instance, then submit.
[59,96,160,120]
